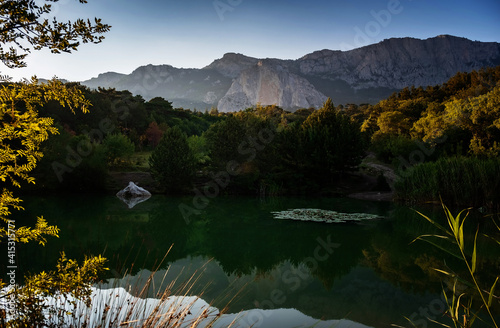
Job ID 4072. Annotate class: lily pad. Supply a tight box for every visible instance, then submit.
[271,208,383,223]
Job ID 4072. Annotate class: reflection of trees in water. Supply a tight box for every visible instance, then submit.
[16,195,499,326]
[362,205,500,299]
[15,194,494,298]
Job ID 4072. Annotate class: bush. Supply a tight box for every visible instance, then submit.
[371,134,426,165]
[102,133,135,167]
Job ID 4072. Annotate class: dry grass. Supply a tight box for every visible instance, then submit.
[4,247,244,328]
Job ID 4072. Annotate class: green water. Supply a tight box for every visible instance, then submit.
[6,194,498,327]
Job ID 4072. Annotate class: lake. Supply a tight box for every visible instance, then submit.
[7,194,498,327]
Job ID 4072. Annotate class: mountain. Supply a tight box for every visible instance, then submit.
[218,59,328,112]
[80,35,500,112]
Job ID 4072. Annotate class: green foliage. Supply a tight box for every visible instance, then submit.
[149,126,196,193]
[102,133,135,167]
[202,112,282,193]
[200,99,367,194]
[0,78,90,241]
[0,3,111,327]
[0,79,110,327]
[361,66,500,162]
[8,252,108,328]
[371,134,428,165]
[187,135,210,166]
[412,205,499,328]
[395,157,500,208]
[299,98,367,178]
[0,0,110,70]
[204,116,247,170]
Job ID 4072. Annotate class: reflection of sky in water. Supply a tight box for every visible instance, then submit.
[17,284,372,328]
[9,194,475,327]
[97,257,443,327]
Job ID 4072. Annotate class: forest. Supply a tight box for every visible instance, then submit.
[24,66,500,209]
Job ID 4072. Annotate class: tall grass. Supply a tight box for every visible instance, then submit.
[60,263,240,328]
[408,204,499,328]
[395,157,500,209]
[2,249,243,328]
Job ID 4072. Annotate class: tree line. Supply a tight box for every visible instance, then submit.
[24,66,500,207]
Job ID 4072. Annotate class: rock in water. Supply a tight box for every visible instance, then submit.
[116,182,151,208]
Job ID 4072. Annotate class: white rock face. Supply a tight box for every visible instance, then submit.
[116,182,151,208]
[217,60,328,112]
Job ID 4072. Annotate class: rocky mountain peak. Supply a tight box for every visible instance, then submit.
[204,52,259,78]
[217,59,327,112]
[296,35,500,90]
[81,35,500,111]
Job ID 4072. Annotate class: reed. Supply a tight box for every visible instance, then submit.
[408,203,499,328]
[2,247,243,328]
[395,157,500,209]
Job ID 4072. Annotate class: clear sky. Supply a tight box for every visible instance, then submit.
[3,0,500,81]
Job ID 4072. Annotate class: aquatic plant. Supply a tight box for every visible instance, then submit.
[272,208,383,223]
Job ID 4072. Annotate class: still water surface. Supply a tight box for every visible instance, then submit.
[9,194,492,327]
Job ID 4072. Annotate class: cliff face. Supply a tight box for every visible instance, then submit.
[81,35,500,111]
[217,60,327,112]
[295,35,500,90]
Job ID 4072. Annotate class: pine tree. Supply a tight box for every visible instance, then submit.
[149,126,196,193]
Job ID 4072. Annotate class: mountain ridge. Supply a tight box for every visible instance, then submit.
[80,35,500,112]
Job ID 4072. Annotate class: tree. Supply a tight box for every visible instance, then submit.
[300,98,366,179]
[0,1,110,325]
[102,133,135,167]
[187,134,210,166]
[149,126,196,193]
[204,116,246,170]
[0,78,92,241]
[375,110,412,136]
[145,121,164,148]
[0,0,110,72]
[446,86,500,157]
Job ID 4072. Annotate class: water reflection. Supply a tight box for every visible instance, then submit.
[8,194,497,327]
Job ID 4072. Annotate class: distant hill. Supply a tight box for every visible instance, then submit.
[80,35,500,112]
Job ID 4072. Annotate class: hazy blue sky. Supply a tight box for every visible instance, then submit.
[4,0,500,81]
